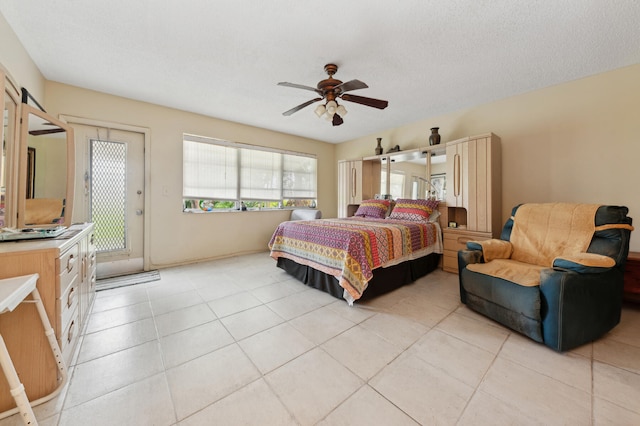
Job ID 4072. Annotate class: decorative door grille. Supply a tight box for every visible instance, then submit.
[90,139,127,253]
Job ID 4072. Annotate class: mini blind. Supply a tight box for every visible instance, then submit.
[240,148,282,200]
[183,134,317,201]
[183,140,238,199]
[283,153,317,198]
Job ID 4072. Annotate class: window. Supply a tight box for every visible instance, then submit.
[183,134,317,211]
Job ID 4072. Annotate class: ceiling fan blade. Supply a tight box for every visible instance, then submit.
[334,79,368,95]
[282,98,322,116]
[341,93,389,110]
[278,82,323,95]
[332,113,344,126]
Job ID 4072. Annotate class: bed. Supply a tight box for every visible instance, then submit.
[268,198,444,304]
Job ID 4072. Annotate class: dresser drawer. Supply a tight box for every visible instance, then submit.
[58,243,80,296]
[61,307,80,365]
[59,274,79,332]
[443,253,459,273]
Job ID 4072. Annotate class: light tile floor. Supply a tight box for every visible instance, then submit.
[2,252,640,425]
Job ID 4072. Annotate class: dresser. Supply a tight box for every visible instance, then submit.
[624,251,640,302]
[0,223,96,411]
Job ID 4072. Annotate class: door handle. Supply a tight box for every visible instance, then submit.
[136,209,143,215]
[454,154,460,197]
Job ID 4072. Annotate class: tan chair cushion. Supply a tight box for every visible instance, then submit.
[510,203,600,267]
[467,259,547,287]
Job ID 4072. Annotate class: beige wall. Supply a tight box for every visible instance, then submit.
[337,64,640,251]
[3,12,638,261]
[1,14,336,268]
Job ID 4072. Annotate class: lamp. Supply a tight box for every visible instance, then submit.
[314,99,347,126]
[418,176,440,200]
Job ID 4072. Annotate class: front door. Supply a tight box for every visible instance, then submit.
[71,123,145,278]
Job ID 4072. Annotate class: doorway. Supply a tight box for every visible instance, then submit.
[67,120,148,278]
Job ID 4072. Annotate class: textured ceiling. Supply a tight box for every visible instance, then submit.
[1,1,639,144]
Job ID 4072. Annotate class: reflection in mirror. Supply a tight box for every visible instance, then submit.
[18,104,74,228]
[377,147,447,200]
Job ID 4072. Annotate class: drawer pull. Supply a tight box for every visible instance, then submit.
[67,286,76,308]
[457,237,474,244]
[67,320,76,344]
[66,254,76,272]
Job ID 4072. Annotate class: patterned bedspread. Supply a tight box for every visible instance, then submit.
[268,217,442,302]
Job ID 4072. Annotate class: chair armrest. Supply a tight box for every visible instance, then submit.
[539,268,623,351]
[457,249,484,304]
[552,253,615,274]
[466,239,513,262]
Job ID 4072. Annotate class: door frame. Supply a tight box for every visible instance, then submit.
[60,115,151,271]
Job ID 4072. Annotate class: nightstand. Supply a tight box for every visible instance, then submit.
[442,228,492,273]
[624,251,640,302]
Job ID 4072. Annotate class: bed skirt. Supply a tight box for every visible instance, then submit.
[276,253,441,302]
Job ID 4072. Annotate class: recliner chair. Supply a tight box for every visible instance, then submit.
[458,203,633,352]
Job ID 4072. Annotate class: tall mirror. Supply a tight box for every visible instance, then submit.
[17,104,74,228]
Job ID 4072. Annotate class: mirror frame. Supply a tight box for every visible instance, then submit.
[17,104,75,228]
[1,69,21,230]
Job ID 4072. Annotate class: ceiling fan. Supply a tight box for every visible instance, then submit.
[278,64,389,126]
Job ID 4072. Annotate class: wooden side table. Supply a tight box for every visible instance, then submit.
[624,251,640,302]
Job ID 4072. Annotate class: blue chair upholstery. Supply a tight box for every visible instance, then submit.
[458,204,633,351]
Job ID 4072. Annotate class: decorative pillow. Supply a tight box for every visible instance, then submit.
[354,199,390,219]
[389,198,439,222]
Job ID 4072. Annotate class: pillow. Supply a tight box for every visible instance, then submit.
[354,199,390,219]
[428,209,441,223]
[389,198,439,222]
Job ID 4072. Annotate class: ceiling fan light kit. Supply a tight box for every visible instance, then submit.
[278,64,388,126]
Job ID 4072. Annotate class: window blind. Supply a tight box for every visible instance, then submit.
[183,140,238,199]
[183,134,317,202]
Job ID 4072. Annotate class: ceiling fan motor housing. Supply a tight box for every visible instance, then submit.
[318,64,341,99]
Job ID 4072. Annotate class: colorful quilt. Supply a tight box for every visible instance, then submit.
[268,217,442,301]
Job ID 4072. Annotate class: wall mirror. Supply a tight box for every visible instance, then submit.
[17,104,74,228]
[375,146,447,200]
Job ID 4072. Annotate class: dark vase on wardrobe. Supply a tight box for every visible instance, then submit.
[429,127,441,145]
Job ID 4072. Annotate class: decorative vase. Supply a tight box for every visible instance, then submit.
[375,138,383,155]
[429,127,441,145]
